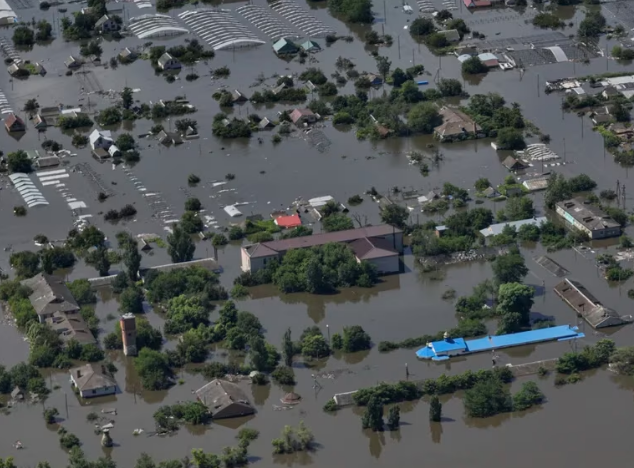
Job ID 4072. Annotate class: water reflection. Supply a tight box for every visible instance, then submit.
[429,421,443,444]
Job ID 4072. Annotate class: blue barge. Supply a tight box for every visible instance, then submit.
[415,325,585,361]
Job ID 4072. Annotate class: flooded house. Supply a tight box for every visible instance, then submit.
[70,363,118,398]
[290,108,317,126]
[273,38,298,55]
[89,129,114,150]
[554,278,629,329]
[64,56,82,69]
[231,90,248,103]
[438,29,460,43]
[20,273,96,345]
[301,40,321,52]
[119,47,137,62]
[502,156,528,171]
[433,107,481,141]
[4,113,25,132]
[258,117,275,129]
[158,53,181,70]
[241,225,403,273]
[555,198,621,239]
[195,379,255,419]
[95,14,120,33]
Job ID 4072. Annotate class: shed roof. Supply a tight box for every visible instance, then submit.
[20,273,79,316]
[196,379,255,419]
[554,278,626,328]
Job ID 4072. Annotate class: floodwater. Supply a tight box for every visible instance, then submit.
[2,0,634,465]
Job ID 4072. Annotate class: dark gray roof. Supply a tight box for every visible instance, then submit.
[70,363,117,391]
[554,278,626,328]
[349,237,397,260]
[47,312,96,345]
[21,273,79,316]
[244,225,402,258]
[556,198,621,232]
[196,379,255,419]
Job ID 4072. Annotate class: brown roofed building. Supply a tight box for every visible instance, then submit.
[290,108,317,126]
[196,379,255,419]
[349,237,399,273]
[502,156,528,171]
[241,225,403,273]
[47,313,96,345]
[5,113,25,133]
[554,278,627,329]
[433,107,481,141]
[21,273,80,322]
[70,363,118,398]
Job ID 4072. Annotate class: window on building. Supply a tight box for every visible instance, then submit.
[92,389,96,395]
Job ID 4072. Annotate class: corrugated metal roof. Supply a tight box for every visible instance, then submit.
[480,217,547,237]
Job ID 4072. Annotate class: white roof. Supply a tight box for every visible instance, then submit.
[457,54,472,63]
[478,52,498,62]
[128,14,189,39]
[224,205,242,217]
[480,217,547,237]
[544,46,567,63]
[0,0,16,20]
[89,129,113,146]
[108,145,120,155]
[308,195,334,207]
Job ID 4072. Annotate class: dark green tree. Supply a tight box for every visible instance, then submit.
[386,405,400,430]
[121,87,133,110]
[491,250,528,285]
[463,378,512,418]
[462,56,488,75]
[167,223,195,263]
[391,68,408,87]
[361,396,384,431]
[282,328,294,367]
[124,242,142,282]
[93,246,111,277]
[342,325,371,352]
[7,150,33,173]
[408,103,442,134]
[120,286,144,314]
[429,395,442,421]
[380,204,409,228]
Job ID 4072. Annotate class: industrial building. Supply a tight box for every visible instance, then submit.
[555,198,621,239]
[241,225,403,273]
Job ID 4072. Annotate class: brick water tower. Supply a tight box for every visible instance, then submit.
[120,313,137,356]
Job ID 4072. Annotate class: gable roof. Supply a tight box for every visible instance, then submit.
[301,40,320,51]
[434,106,480,137]
[349,236,398,260]
[502,156,527,170]
[290,108,314,123]
[5,113,25,131]
[196,379,255,419]
[274,214,301,228]
[95,14,111,28]
[158,53,177,67]
[244,225,402,258]
[89,129,113,146]
[70,363,117,391]
[48,312,96,344]
[20,273,79,316]
[554,278,626,328]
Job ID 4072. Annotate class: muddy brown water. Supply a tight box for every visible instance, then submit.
[1,0,634,466]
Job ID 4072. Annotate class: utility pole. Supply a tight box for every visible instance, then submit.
[398,36,401,60]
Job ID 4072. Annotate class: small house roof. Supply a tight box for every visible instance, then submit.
[438,29,460,42]
[502,156,527,170]
[5,112,25,130]
[273,38,297,53]
[258,117,275,129]
[95,14,111,28]
[281,392,302,404]
[70,363,117,392]
[89,129,113,146]
[196,379,255,419]
[301,40,320,51]
[274,214,301,228]
[290,108,315,123]
[158,53,177,67]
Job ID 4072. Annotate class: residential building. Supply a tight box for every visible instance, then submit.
[120,313,137,356]
[157,130,183,145]
[241,225,403,273]
[20,273,96,345]
[70,363,118,398]
[108,145,121,158]
[196,379,255,419]
[478,52,499,68]
[274,214,302,229]
[363,73,383,86]
[433,106,481,141]
[482,186,500,198]
[95,14,119,32]
[34,155,61,168]
[89,129,114,150]
[438,29,460,43]
[556,198,621,239]
[231,90,248,103]
[158,53,181,70]
[258,117,275,129]
[65,56,82,69]
[32,62,46,76]
[301,40,321,52]
[92,148,110,161]
[455,46,478,56]
[21,273,80,322]
[502,156,528,171]
[348,237,400,273]
[4,113,25,132]
[119,47,137,62]
[479,217,547,238]
[273,38,298,55]
[7,62,25,76]
[33,114,47,129]
[554,278,628,329]
[290,108,317,126]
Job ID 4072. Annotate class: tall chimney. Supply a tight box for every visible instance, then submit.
[120,313,138,356]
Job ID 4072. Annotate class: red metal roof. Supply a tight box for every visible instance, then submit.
[274,214,302,228]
